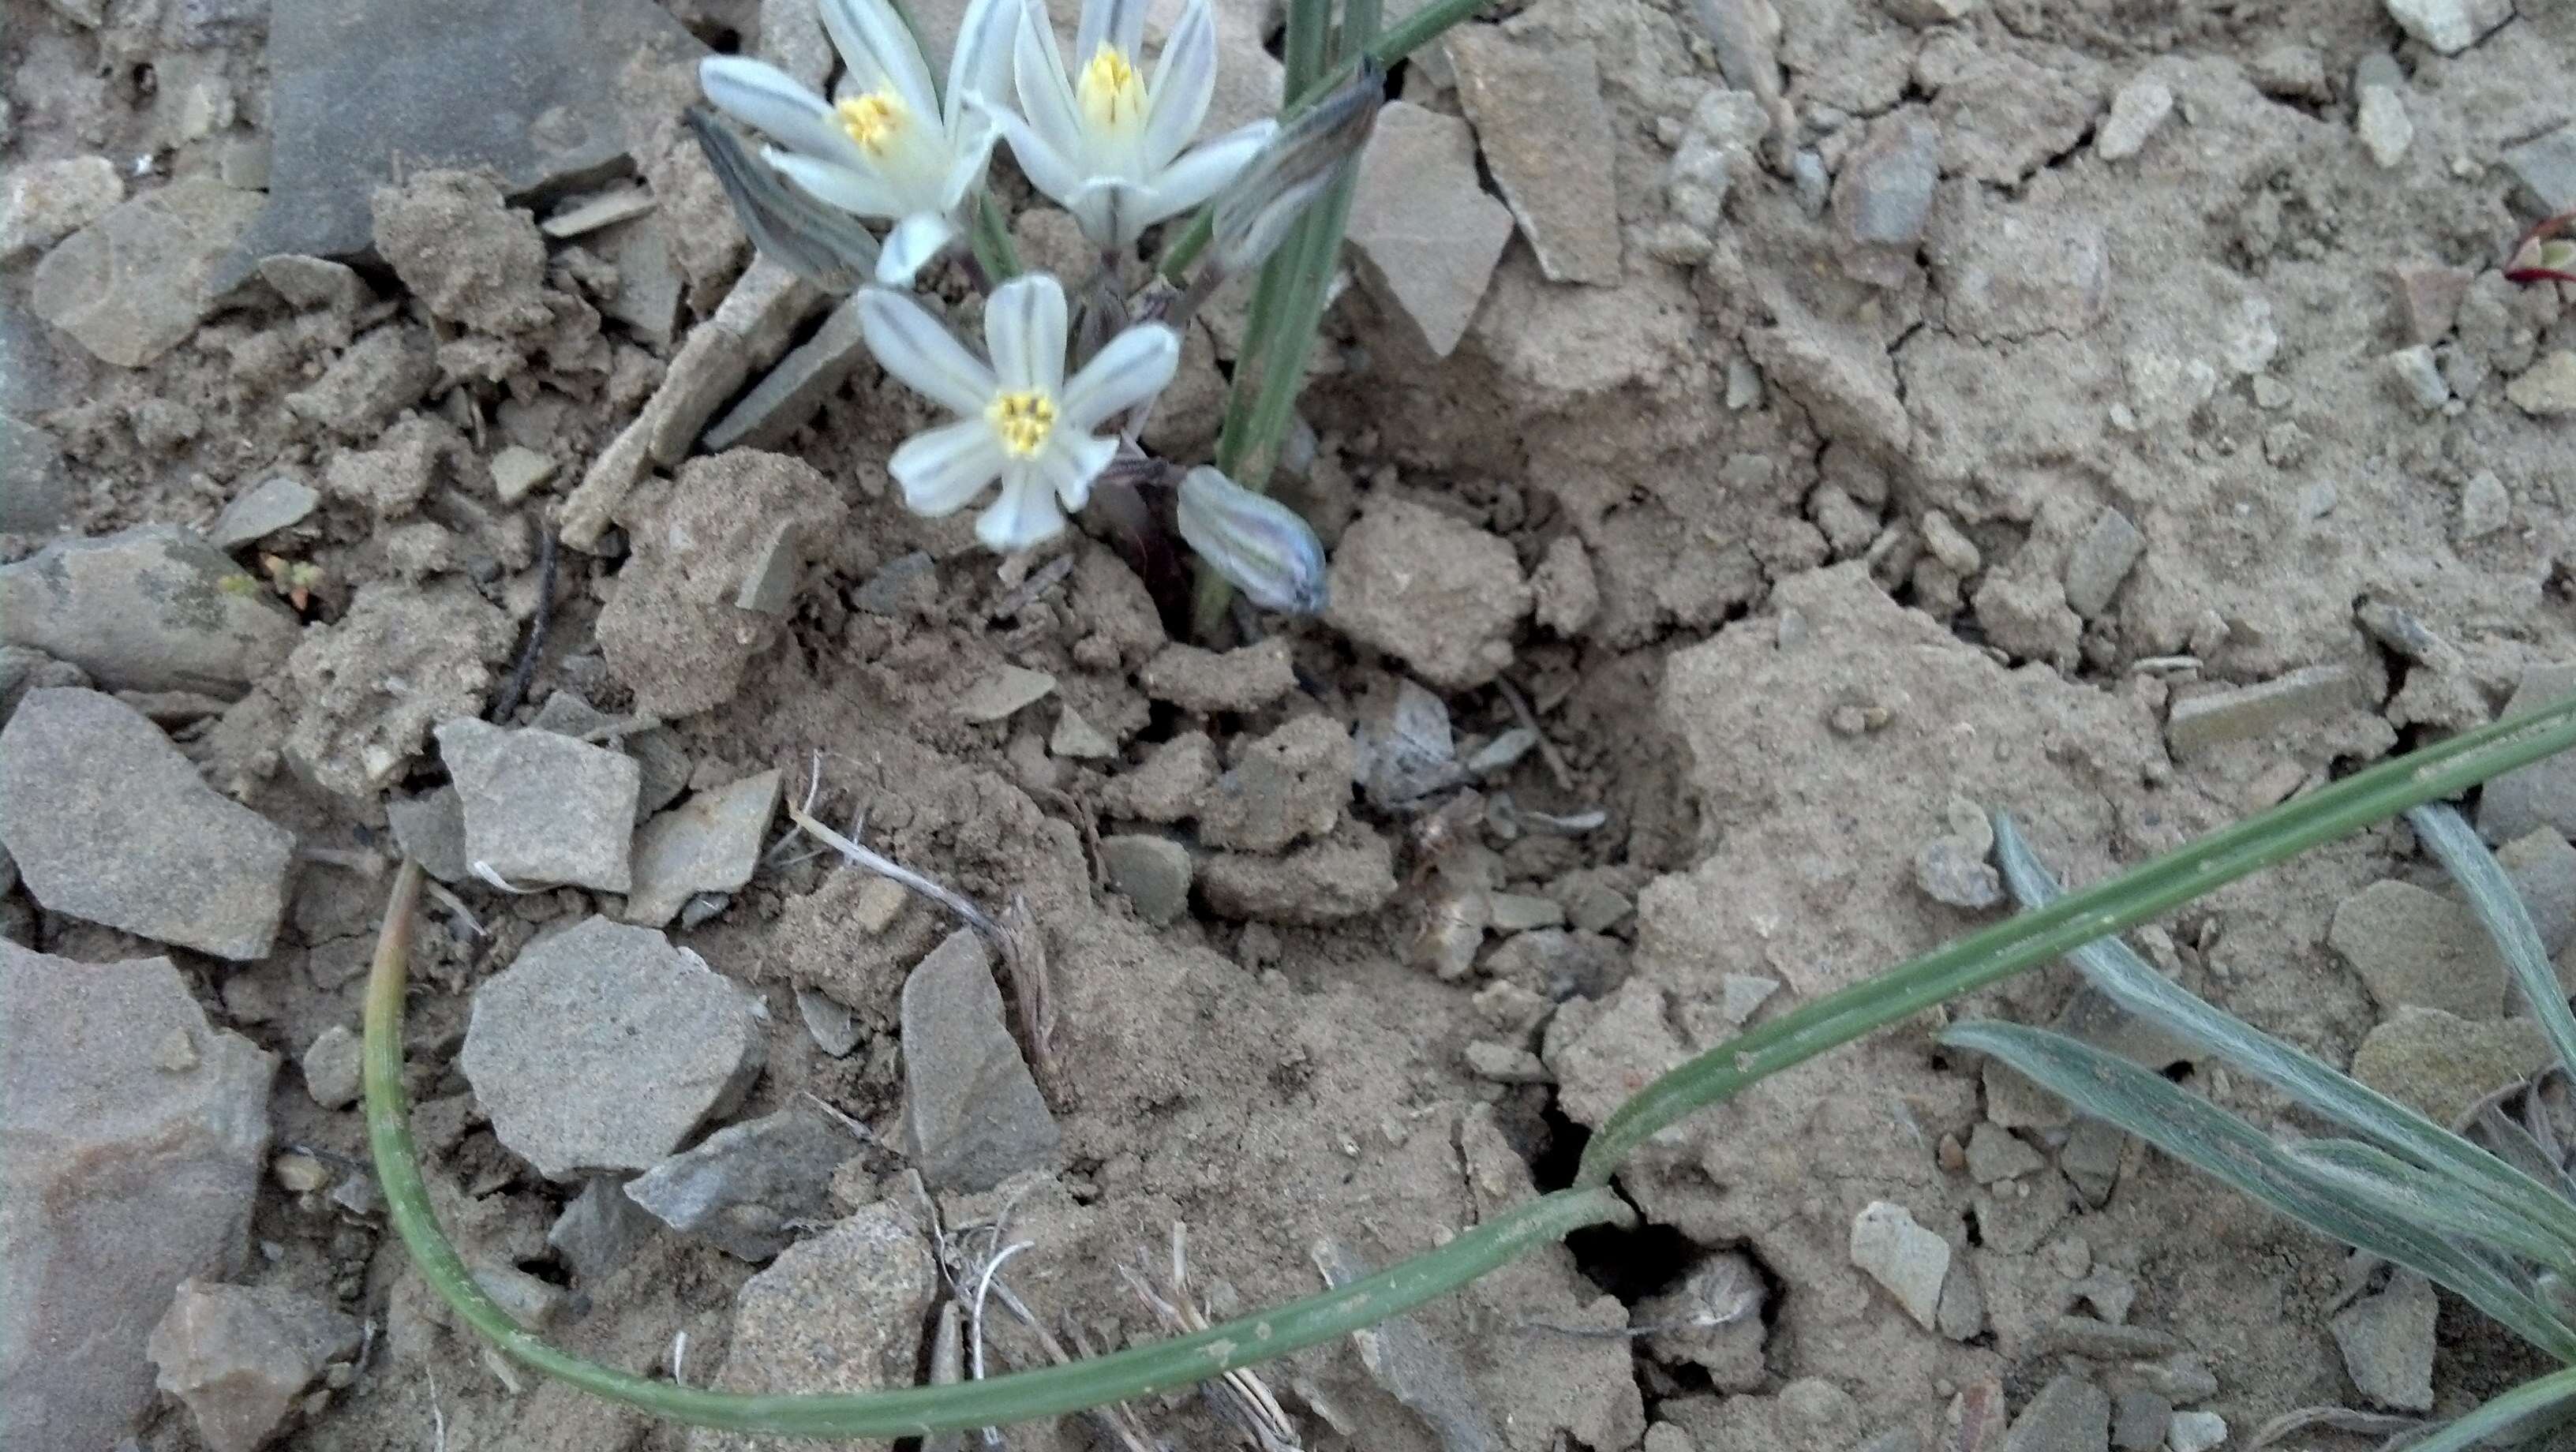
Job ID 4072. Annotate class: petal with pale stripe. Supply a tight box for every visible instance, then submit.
[1140,0,1215,170]
[858,287,998,415]
[821,0,941,121]
[1136,120,1274,226]
[890,417,1008,515]
[700,57,870,171]
[983,274,1069,395]
[874,211,960,286]
[975,463,1069,551]
[1058,323,1178,431]
[1035,431,1117,514]
[768,149,908,219]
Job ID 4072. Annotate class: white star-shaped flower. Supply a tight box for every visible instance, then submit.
[980,0,1278,251]
[859,274,1181,551]
[698,0,1020,284]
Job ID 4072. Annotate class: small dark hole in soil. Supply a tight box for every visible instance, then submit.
[705,26,745,53]
[1563,1218,1702,1305]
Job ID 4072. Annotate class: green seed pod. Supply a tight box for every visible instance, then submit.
[1177,466,1329,616]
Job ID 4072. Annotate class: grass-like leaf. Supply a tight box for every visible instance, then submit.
[2284,1137,2576,1282]
[1939,1020,2576,1360]
[2397,1365,2576,1452]
[1991,814,2576,1260]
[2409,803,2576,1081]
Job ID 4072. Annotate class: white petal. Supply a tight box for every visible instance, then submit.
[1013,0,1088,164]
[890,417,1008,515]
[858,287,998,415]
[983,274,1068,395]
[946,0,1021,127]
[1058,322,1178,430]
[1069,177,1157,249]
[975,464,1069,551]
[821,0,942,121]
[934,114,1003,212]
[1137,120,1275,226]
[1140,0,1215,170]
[700,57,871,171]
[768,148,908,219]
[1036,432,1117,513]
[978,97,1088,211]
[1074,0,1149,72]
[874,211,960,285]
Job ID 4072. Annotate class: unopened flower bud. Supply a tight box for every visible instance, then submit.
[684,106,881,294]
[1177,466,1329,616]
[1208,60,1383,278]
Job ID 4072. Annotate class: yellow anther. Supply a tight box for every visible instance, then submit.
[987,390,1058,458]
[836,91,907,156]
[1076,43,1147,130]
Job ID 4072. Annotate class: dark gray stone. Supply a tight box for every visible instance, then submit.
[0,689,295,958]
[2505,124,2576,215]
[900,928,1058,1192]
[206,477,320,550]
[702,297,870,453]
[625,1105,854,1261]
[0,415,71,535]
[0,525,300,697]
[547,1175,659,1283]
[2001,1373,2109,1452]
[623,769,781,928]
[1834,116,1941,249]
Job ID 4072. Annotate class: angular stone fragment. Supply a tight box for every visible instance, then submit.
[30,178,260,367]
[2503,124,2576,215]
[436,719,641,892]
[1200,825,1398,923]
[208,477,321,550]
[548,1175,659,1283]
[300,1026,363,1110]
[2,944,275,1450]
[2094,77,2172,160]
[2062,508,2144,619]
[1197,714,1353,853]
[2382,0,2512,55]
[2001,1374,2109,1452]
[1447,31,1621,285]
[0,689,295,958]
[1327,499,1530,690]
[625,1105,852,1261]
[146,1280,359,1452]
[900,929,1058,1192]
[1848,1200,1949,1330]
[2481,663,2576,844]
[702,296,871,452]
[2328,878,2506,1021]
[0,526,299,697]
[2349,1006,2551,1127]
[461,917,763,1178]
[0,155,122,264]
[2331,1270,2435,1411]
[623,769,782,928]
[1346,102,1514,357]
[1099,833,1193,926]
[2164,665,2360,755]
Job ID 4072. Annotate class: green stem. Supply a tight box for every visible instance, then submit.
[1159,0,1488,282]
[970,189,1022,283]
[1574,694,2576,1184]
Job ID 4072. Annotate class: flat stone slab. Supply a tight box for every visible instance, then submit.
[623,769,781,927]
[624,1105,852,1261]
[0,525,301,697]
[2,943,275,1451]
[900,928,1058,1192]
[30,178,261,367]
[461,916,763,1179]
[436,718,640,892]
[0,688,295,958]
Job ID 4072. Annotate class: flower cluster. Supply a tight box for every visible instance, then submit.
[698,0,1343,604]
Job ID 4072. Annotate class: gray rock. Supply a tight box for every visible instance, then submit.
[2063,508,2145,619]
[0,690,294,958]
[2480,663,2576,844]
[704,297,870,453]
[2503,124,2576,216]
[386,784,470,884]
[436,719,641,892]
[1447,32,1622,286]
[1935,1254,1985,1341]
[1964,1123,2043,1184]
[625,1106,854,1261]
[1048,705,1117,760]
[623,769,781,928]
[300,1025,363,1109]
[2095,77,2173,161]
[1848,1200,1949,1331]
[1720,972,1778,1024]
[1346,103,1513,358]
[2384,344,2447,410]
[461,916,763,1178]
[256,254,364,312]
[1138,638,1299,713]
[2329,878,2506,1020]
[1833,116,1941,250]
[1,155,122,264]
[1915,836,2001,908]
[145,1280,359,1452]
[2002,1373,2109,1452]
[852,551,937,615]
[0,646,88,724]
[2349,1006,2552,1128]
[796,986,862,1057]
[901,928,1058,1192]
[1200,826,1399,923]
[2060,1118,2124,1207]
[547,1175,659,1282]
[206,477,321,550]
[1354,679,1462,811]
[541,185,658,238]
[0,525,300,696]
[755,0,833,86]
[2,944,275,1450]
[1327,500,1531,691]
[2357,84,2412,169]
[2494,829,2576,956]
[957,664,1058,724]
[2165,665,2360,756]
[2166,1411,2226,1452]
[2109,1390,2169,1451]
[2508,351,2576,417]
[2458,470,2509,540]
[1316,1237,1500,1452]
[593,214,686,346]
[687,1203,935,1452]
[0,414,72,536]
[488,444,558,504]
[2382,0,2511,55]
[30,178,260,367]
[2331,1270,2435,1410]
[282,324,436,437]
[228,0,703,283]
[1099,834,1193,926]
[1197,714,1353,853]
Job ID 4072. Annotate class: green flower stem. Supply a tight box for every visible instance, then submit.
[1574,693,2576,1184]
[367,859,1630,1437]
[1159,0,1487,282]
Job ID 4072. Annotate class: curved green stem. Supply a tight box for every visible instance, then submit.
[366,868,1629,1436]
[1574,693,2576,1184]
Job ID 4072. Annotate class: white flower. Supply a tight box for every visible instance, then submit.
[698,0,1020,285]
[860,274,1180,551]
[980,0,1278,251]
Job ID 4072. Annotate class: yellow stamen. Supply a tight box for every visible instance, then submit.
[836,91,908,156]
[1076,43,1147,131]
[987,390,1058,458]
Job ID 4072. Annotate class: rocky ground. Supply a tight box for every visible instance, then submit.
[4,0,2575,1448]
